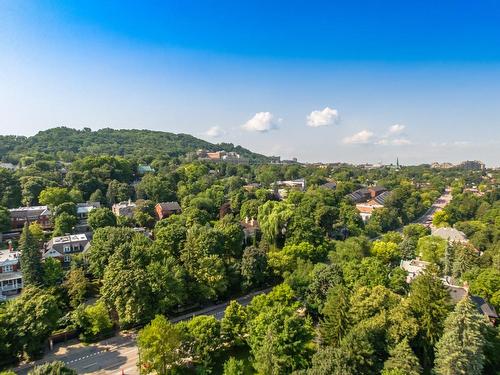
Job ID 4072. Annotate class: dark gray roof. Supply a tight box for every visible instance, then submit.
[158,202,181,211]
[321,182,337,190]
[347,188,371,203]
[374,191,391,205]
[447,286,498,319]
[370,186,387,193]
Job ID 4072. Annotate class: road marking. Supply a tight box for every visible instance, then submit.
[82,362,97,369]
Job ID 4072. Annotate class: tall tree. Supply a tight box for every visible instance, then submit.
[19,223,43,286]
[408,270,451,370]
[382,339,422,375]
[28,361,77,375]
[434,296,487,375]
[319,284,350,346]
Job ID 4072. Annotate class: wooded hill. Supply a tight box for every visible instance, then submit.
[0,127,270,163]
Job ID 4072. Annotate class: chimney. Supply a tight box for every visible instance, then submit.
[250,218,255,226]
[8,240,13,252]
[245,216,249,224]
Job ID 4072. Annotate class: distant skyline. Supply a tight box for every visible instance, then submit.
[1,1,499,166]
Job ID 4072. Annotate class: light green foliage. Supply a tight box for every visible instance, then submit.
[371,241,400,263]
[64,268,88,308]
[221,301,248,346]
[434,296,487,375]
[223,357,246,375]
[38,187,72,208]
[417,235,447,264]
[28,361,77,375]
[184,315,222,369]
[432,210,450,227]
[382,339,422,375]
[73,300,113,342]
[138,315,183,375]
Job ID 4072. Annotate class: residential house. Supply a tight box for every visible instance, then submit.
[9,206,52,230]
[400,258,430,283]
[355,191,391,222]
[447,284,498,325]
[112,200,136,218]
[0,245,23,300]
[241,217,260,244]
[43,234,90,265]
[75,201,101,233]
[155,202,182,220]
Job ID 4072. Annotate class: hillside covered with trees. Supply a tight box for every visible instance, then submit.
[0,127,270,163]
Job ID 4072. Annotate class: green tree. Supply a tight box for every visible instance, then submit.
[42,258,64,287]
[248,304,314,374]
[184,315,222,370]
[73,300,113,342]
[320,284,350,346]
[434,296,487,375]
[371,240,400,263]
[28,361,77,375]
[0,168,21,208]
[137,315,183,375]
[221,300,248,346]
[408,271,451,370]
[241,246,268,291]
[382,339,422,375]
[0,207,11,233]
[38,187,72,209]
[19,223,43,286]
[417,235,447,265]
[451,243,479,280]
[87,207,117,230]
[432,210,450,227]
[223,357,245,375]
[8,287,61,359]
[52,212,77,237]
[64,268,88,308]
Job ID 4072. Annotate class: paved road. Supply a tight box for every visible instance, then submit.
[414,188,452,227]
[15,288,272,375]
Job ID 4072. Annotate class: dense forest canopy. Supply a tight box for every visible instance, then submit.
[0,127,270,163]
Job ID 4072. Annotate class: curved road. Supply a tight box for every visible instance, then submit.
[15,288,272,375]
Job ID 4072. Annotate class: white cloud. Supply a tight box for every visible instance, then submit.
[390,138,412,145]
[204,126,225,138]
[388,124,405,134]
[307,107,339,127]
[242,112,280,133]
[343,130,374,144]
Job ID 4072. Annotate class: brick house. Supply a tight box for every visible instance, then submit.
[9,206,52,230]
[155,202,182,220]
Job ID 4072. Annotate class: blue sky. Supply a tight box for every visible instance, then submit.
[1,1,499,165]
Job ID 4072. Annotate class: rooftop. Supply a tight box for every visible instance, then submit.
[432,227,468,242]
[51,233,88,244]
[0,249,20,263]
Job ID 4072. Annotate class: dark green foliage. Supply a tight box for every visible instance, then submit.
[434,296,487,375]
[87,207,117,230]
[19,223,43,286]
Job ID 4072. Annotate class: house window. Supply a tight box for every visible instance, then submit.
[63,246,71,253]
[3,265,13,273]
[64,255,71,263]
